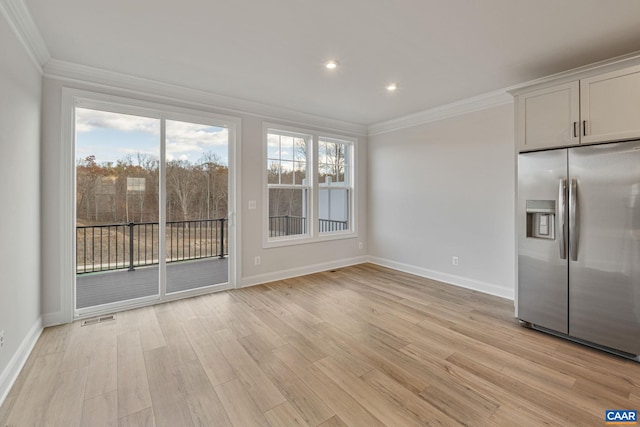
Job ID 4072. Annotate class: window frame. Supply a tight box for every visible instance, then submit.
[263,122,357,248]
[266,128,312,241]
[317,137,353,236]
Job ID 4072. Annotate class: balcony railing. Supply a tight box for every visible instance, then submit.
[268,216,348,237]
[269,215,307,237]
[76,219,227,274]
[78,216,350,273]
[319,218,349,233]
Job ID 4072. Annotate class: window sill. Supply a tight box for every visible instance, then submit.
[263,230,358,249]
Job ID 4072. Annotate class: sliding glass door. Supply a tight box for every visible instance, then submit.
[75,108,161,310]
[74,102,233,315]
[165,119,229,293]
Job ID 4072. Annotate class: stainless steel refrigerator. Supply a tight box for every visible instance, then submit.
[518,140,640,359]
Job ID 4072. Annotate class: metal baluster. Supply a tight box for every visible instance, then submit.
[128,222,135,271]
[220,219,225,258]
[83,227,87,273]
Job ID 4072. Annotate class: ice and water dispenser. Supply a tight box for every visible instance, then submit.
[526,200,556,240]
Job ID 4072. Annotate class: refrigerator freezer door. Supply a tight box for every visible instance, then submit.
[518,149,569,333]
[569,141,640,355]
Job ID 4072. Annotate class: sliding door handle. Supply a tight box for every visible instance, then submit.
[569,179,578,261]
[558,179,567,259]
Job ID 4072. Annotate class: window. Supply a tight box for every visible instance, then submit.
[318,138,352,234]
[266,130,311,238]
[265,124,356,245]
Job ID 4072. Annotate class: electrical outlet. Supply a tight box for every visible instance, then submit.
[254,256,261,265]
[0,330,4,349]
[358,242,363,249]
[248,200,257,210]
[452,256,459,266]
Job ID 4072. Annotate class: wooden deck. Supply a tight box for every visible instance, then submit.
[2,263,639,426]
[76,257,228,308]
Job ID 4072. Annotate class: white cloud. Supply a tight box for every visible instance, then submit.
[76,109,229,164]
[166,120,228,161]
[76,108,159,134]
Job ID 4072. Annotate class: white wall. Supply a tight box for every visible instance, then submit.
[0,13,42,401]
[40,77,367,324]
[367,104,516,299]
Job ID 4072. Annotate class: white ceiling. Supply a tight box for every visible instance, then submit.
[24,0,640,125]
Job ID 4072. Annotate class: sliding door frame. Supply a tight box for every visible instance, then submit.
[61,88,241,321]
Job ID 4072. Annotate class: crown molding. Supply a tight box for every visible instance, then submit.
[507,49,640,96]
[367,89,512,136]
[0,0,50,73]
[43,59,368,137]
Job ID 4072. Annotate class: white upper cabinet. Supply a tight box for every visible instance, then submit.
[580,65,640,144]
[516,82,579,151]
[515,62,640,152]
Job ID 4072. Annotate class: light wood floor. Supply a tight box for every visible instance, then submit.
[1,263,639,426]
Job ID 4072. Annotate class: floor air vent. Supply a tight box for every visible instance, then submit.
[81,314,116,326]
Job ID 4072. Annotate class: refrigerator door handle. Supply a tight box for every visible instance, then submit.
[569,179,578,261]
[558,179,567,259]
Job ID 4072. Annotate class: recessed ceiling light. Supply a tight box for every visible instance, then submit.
[386,83,398,91]
[325,60,339,70]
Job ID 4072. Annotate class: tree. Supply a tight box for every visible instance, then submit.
[198,152,228,219]
[319,141,345,183]
[167,160,198,221]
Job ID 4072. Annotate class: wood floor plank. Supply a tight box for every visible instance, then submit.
[45,366,89,427]
[153,400,195,427]
[0,394,16,427]
[81,390,118,427]
[3,263,640,427]
[317,415,349,427]
[138,306,167,351]
[181,318,236,386]
[33,323,72,358]
[274,345,386,427]
[174,359,233,427]
[59,322,95,372]
[250,345,335,427]
[153,309,198,365]
[226,300,288,348]
[211,328,286,412]
[315,356,424,427]
[117,331,152,418]
[489,404,565,427]
[361,368,460,426]
[118,407,156,427]
[252,307,328,362]
[215,378,270,427]
[4,352,64,426]
[265,401,311,427]
[310,322,429,394]
[86,322,118,399]
[446,351,603,425]
[144,346,185,408]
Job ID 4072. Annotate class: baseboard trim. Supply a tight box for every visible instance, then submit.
[42,311,69,328]
[240,256,367,288]
[367,256,514,300]
[0,316,43,407]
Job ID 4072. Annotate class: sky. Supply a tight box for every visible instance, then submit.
[75,108,229,166]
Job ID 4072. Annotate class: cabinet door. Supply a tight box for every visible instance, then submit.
[581,64,640,144]
[516,82,580,152]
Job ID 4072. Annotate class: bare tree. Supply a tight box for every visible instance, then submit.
[167,160,198,221]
